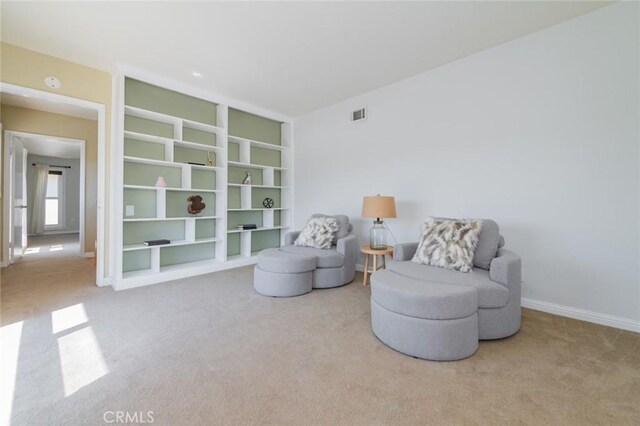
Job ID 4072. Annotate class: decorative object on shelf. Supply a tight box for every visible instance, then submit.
[155,176,167,188]
[262,197,275,208]
[144,239,171,246]
[242,171,252,185]
[362,194,397,250]
[187,195,206,215]
[187,162,205,166]
[237,224,258,230]
[206,151,214,166]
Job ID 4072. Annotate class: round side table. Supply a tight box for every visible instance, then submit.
[360,244,393,286]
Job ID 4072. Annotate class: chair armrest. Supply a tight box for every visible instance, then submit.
[284,231,301,245]
[394,243,419,261]
[337,234,358,281]
[337,233,357,256]
[489,249,521,290]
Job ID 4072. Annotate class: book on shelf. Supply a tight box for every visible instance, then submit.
[143,239,171,246]
[237,224,258,230]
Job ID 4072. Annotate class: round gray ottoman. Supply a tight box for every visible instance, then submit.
[370,270,479,361]
[254,248,316,297]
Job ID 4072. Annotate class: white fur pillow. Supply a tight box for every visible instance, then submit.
[295,218,340,249]
[411,217,482,272]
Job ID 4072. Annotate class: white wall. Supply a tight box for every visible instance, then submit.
[294,3,640,325]
[27,154,80,234]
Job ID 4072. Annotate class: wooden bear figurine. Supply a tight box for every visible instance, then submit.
[187,195,206,215]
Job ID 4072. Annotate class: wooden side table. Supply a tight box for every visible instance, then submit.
[361,244,393,286]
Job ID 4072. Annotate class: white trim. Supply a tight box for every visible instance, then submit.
[522,298,640,334]
[0,82,108,286]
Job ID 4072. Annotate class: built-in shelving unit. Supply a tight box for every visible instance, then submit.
[115,74,293,289]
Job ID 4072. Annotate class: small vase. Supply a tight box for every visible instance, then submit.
[155,176,167,188]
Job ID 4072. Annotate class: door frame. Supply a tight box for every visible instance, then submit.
[4,130,86,257]
[0,82,107,286]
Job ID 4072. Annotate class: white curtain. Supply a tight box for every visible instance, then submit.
[29,164,49,235]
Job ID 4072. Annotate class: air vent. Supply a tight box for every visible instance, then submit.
[351,107,367,122]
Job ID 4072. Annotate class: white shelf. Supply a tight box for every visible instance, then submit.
[125,105,224,134]
[227,183,288,189]
[227,208,288,211]
[227,161,287,171]
[227,226,289,234]
[124,130,172,145]
[123,258,224,279]
[228,135,287,151]
[123,216,221,222]
[174,140,224,153]
[123,184,219,193]
[124,156,222,172]
[123,237,220,252]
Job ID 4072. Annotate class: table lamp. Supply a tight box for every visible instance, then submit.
[362,195,397,249]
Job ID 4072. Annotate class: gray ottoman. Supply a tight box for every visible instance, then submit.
[371,270,479,361]
[254,248,316,297]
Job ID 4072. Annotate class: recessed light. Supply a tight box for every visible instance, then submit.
[191,71,203,78]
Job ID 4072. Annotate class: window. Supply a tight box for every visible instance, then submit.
[45,169,65,229]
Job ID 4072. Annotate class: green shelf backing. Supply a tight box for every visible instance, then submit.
[124,189,156,218]
[274,170,281,187]
[252,230,281,252]
[228,166,263,185]
[174,146,216,166]
[228,142,240,162]
[191,169,216,190]
[123,221,185,245]
[125,115,174,138]
[123,250,151,273]
[227,233,241,257]
[166,191,216,218]
[228,187,241,209]
[125,78,217,126]
[124,162,181,187]
[160,243,216,267]
[227,211,263,230]
[274,211,281,226]
[250,146,281,167]
[252,188,281,209]
[196,219,217,239]
[229,108,281,146]
[183,127,217,146]
[124,138,165,161]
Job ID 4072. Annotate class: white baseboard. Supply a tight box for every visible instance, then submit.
[356,264,365,272]
[521,298,639,333]
[83,252,95,258]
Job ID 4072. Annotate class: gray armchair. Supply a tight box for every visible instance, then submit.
[281,214,358,288]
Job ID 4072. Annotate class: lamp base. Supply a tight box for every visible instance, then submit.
[369,220,387,250]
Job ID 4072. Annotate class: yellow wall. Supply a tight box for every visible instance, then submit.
[1,105,98,252]
[0,43,112,275]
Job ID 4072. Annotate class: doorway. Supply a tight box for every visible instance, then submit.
[4,131,86,261]
[1,83,106,285]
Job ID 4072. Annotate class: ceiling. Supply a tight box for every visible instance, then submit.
[18,134,81,160]
[1,1,612,117]
[1,92,98,120]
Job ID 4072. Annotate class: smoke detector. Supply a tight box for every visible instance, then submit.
[351,107,367,122]
[44,76,62,89]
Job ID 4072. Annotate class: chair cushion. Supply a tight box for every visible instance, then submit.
[473,219,501,270]
[279,245,344,268]
[257,248,316,274]
[311,214,349,242]
[371,270,477,320]
[387,261,509,309]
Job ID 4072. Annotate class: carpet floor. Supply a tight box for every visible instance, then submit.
[1,254,639,425]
